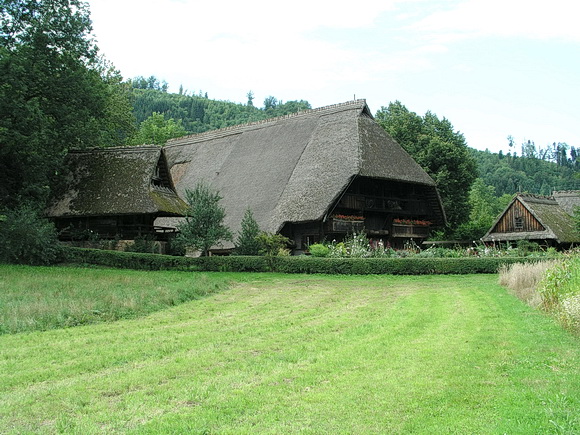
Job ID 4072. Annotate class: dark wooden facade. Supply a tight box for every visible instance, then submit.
[282,177,444,251]
[54,215,178,241]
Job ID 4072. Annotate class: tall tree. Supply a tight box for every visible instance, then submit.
[454,178,512,240]
[375,101,477,230]
[0,0,134,209]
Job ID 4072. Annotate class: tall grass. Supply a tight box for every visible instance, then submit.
[498,260,559,307]
[0,265,232,334]
[499,256,580,334]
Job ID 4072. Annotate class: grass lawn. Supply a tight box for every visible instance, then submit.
[1,268,579,433]
[0,265,232,334]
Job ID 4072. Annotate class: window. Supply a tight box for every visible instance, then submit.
[514,216,523,230]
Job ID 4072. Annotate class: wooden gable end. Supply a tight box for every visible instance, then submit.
[491,199,545,234]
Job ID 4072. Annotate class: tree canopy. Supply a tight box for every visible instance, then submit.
[0,0,134,209]
[375,101,477,230]
[128,112,187,146]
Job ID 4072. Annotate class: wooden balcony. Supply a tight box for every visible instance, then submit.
[326,218,365,233]
[391,223,430,238]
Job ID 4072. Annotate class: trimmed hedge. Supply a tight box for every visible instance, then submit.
[60,247,534,274]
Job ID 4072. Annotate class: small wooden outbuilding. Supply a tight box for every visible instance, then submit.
[482,191,580,248]
[46,146,187,241]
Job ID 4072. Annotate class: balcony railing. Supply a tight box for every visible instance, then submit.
[391,223,430,238]
[326,218,365,233]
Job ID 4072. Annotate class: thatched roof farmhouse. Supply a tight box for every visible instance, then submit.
[160,100,446,253]
[47,146,187,240]
[482,191,580,248]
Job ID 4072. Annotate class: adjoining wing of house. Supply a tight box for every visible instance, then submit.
[482,191,580,247]
[46,145,187,240]
[159,100,446,252]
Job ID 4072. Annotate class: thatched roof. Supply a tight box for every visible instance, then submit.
[553,190,580,215]
[47,146,187,218]
[161,100,443,247]
[482,192,579,244]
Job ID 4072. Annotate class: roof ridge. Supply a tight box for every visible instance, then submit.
[69,145,160,154]
[552,190,580,195]
[166,99,368,147]
[519,192,555,201]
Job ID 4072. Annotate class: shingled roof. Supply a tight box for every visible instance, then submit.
[482,192,579,244]
[161,100,443,247]
[46,146,187,218]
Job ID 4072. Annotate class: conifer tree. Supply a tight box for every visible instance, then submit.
[176,182,232,256]
[235,208,261,255]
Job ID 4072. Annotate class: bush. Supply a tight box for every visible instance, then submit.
[308,243,329,257]
[499,260,558,307]
[0,206,62,265]
[256,232,290,257]
[539,259,574,310]
[125,235,159,254]
[516,240,540,256]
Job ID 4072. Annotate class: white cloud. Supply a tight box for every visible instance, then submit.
[409,0,580,43]
[86,0,580,151]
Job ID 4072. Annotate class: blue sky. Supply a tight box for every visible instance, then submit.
[87,0,579,154]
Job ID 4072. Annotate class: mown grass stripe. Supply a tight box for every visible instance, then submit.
[1,271,579,433]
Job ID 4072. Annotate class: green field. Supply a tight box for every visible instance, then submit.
[1,267,579,433]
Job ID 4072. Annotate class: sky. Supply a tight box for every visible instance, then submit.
[86,0,580,154]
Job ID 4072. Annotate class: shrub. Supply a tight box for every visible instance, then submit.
[256,232,290,257]
[516,240,540,256]
[501,257,580,334]
[125,235,159,253]
[560,295,580,331]
[60,247,530,275]
[308,243,329,257]
[0,206,62,265]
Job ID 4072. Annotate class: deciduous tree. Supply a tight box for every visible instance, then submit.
[376,101,477,230]
[0,0,134,209]
[129,112,187,146]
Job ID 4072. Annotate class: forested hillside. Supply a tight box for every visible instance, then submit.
[471,148,580,196]
[130,78,311,135]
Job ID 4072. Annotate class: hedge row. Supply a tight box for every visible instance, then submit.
[60,247,534,274]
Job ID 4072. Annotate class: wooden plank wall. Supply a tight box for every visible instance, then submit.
[492,200,544,233]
